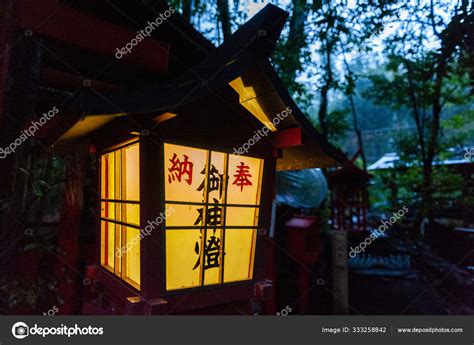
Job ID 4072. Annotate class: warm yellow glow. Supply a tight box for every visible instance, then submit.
[229,76,277,132]
[100,221,105,266]
[123,203,140,226]
[114,150,122,201]
[166,229,202,290]
[164,144,207,203]
[124,227,141,285]
[204,229,223,286]
[101,202,140,226]
[226,207,259,227]
[100,202,115,220]
[100,141,140,288]
[227,154,263,205]
[114,225,122,275]
[165,203,204,227]
[209,151,226,203]
[59,114,118,141]
[164,143,263,291]
[124,144,140,201]
[223,229,256,283]
[100,221,115,270]
[101,153,115,199]
[154,112,178,125]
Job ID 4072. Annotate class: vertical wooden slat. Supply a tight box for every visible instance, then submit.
[253,157,276,282]
[140,136,163,299]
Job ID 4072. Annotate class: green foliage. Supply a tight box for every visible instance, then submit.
[441,107,474,150]
[0,275,62,314]
[312,108,350,145]
[0,241,63,314]
[364,0,473,216]
[0,149,66,314]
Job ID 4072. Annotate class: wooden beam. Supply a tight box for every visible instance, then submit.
[273,127,303,148]
[12,0,169,72]
[40,67,126,92]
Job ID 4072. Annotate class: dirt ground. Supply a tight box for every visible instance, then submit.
[347,238,474,315]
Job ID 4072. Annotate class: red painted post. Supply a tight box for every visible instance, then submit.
[0,0,13,127]
[12,0,169,72]
[297,265,311,314]
[286,216,320,314]
[262,238,277,315]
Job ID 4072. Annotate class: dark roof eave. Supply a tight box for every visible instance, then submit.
[46,4,289,146]
[259,61,349,166]
[47,3,347,168]
[81,4,288,116]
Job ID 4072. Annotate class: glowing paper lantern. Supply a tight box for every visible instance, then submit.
[100,141,141,289]
[164,143,263,290]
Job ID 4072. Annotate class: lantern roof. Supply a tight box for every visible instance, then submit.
[49,4,348,168]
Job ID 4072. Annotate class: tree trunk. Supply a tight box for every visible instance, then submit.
[348,94,367,171]
[216,0,231,40]
[181,0,192,21]
[318,40,333,138]
[423,57,445,221]
[280,0,307,92]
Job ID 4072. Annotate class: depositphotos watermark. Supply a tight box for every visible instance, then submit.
[12,321,103,339]
[0,106,59,159]
[276,305,292,316]
[232,106,292,158]
[43,305,59,316]
[349,205,409,258]
[464,147,473,160]
[116,206,175,257]
[115,7,175,59]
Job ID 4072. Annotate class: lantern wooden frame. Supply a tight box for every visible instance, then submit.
[92,95,277,313]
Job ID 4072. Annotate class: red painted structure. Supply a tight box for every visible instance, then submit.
[1,0,171,315]
[0,1,13,127]
[2,1,347,315]
[11,0,169,72]
[286,216,320,313]
[329,164,372,232]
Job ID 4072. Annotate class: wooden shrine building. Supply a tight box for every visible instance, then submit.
[1,1,348,314]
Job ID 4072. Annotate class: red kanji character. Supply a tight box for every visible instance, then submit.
[232,162,252,191]
[168,153,193,185]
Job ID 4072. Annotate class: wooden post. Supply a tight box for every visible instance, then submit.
[140,135,163,299]
[331,230,349,314]
[56,141,89,314]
